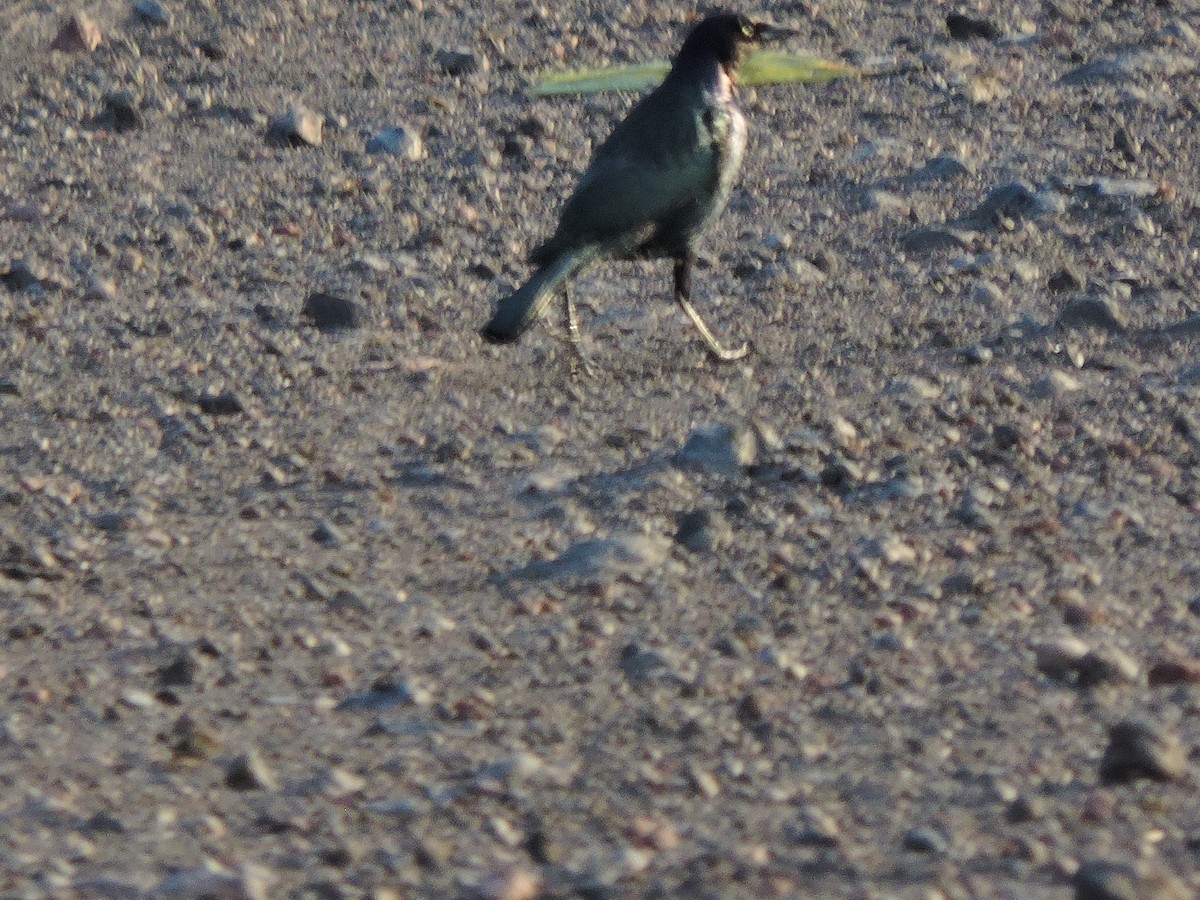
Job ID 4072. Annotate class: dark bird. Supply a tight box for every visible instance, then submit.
[482,11,786,362]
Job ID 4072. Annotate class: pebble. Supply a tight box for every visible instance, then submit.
[100,92,143,133]
[50,13,102,52]
[676,424,758,476]
[1058,295,1125,332]
[366,125,423,160]
[1075,646,1140,687]
[2,260,46,293]
[1033,636,1090,678]
[969,181,1059,227]
[302,292,360,331]
[1099,717,1187,784]
[156,866,270,900]
[516,532,670,583]
[1048,268,1085,293]
[909,152,972,181]
[1147,656,1200,687]
[224,750,280,791]
[902,826,949,854]
[1029,371,1082,399]
[674,508,732,553]
[435,48,484,76]
[266,106,323,147]
[1073,859,1190,900]
[479,866,540,900]
[946,12,1003,41]
[785,805,841,846]
[901,226,975,253]
[335,678,418,712]
[158,651,197,687]
[133,0,173,27]
[198,390,243,416]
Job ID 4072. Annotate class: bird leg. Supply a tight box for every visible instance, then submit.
[563,283,594,377]
[673,253,750,361]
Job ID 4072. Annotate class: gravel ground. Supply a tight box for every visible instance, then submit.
[2,0,1200,897]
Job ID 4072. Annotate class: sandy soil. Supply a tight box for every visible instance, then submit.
[2,0,1200,897]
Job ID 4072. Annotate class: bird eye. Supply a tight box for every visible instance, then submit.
[740,18,758,38]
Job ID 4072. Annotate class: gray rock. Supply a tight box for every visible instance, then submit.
[517,533,670,583]
[435,48,483,76]
[156,866,270,900]
[1076,647,1140,687]
[901,226,975,253]
[946,12,1002,41]
[366,125,423,160]
[133,0,173,27]
[1073,859,1190,900]
[1099,717,1187,783]
[1058,295,1125,332]
[909,152,972,181]
[674,508,732,553]
[50,13,102,52]
[224,750,279,791]
[968,180,1063,227]
[902,826,949,854]
[2,260,46,293]
[302,292,360,331]
[676,424,757,476]
[1060,51,1196,87]
[266,106,323,146]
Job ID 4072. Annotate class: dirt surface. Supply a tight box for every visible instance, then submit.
[2,0,1200,897]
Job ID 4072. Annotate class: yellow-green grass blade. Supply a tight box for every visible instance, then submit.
[528,50,858,96]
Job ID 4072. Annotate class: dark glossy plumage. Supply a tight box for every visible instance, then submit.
[482,12,773,361]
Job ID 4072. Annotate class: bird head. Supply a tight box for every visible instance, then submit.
[677,12,790,72]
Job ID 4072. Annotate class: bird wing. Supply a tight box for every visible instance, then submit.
[536,86,720,259]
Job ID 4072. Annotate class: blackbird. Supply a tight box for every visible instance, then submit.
[482,11,786,362]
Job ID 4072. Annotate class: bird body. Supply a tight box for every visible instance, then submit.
[482,12,776,360]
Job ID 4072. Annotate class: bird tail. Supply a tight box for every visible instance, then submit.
[481,246,596,343]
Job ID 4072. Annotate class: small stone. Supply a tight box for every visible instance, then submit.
[198,390,243,416]
[133,0,173,27]
[2,260,45,293]
[517,533,670,583]
[674,509,731,553]
[946,13,1003,41]
[1029,371,1082,399]
[785,805,841,846]
[1059,295,1125,332]
[302,292,360,331]
[225,750,279,791]
[687,763,721,797]
[310,520,342,548]
[158,652,197,687]
[1147,657,1200,687]
[1076,647,1140,687]
[435,48,484,76]
[901,226,974,253]
[266,106,323,147]
[969,181,1053,227]
[910,153,972,181]
[676,424,757,476]
[1099,718,1187,784]
[50,13,102,52]
[1006,795,1045,824]
[1048,268,1085,293]
[1073,859,1190,900]
[156,866,270,900]
[1033,636,1090,679]
[479,866,540,900]
[902,826,949,854]
[100,92,142,133]
[335,678,418,712]
[366,125,423,159]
